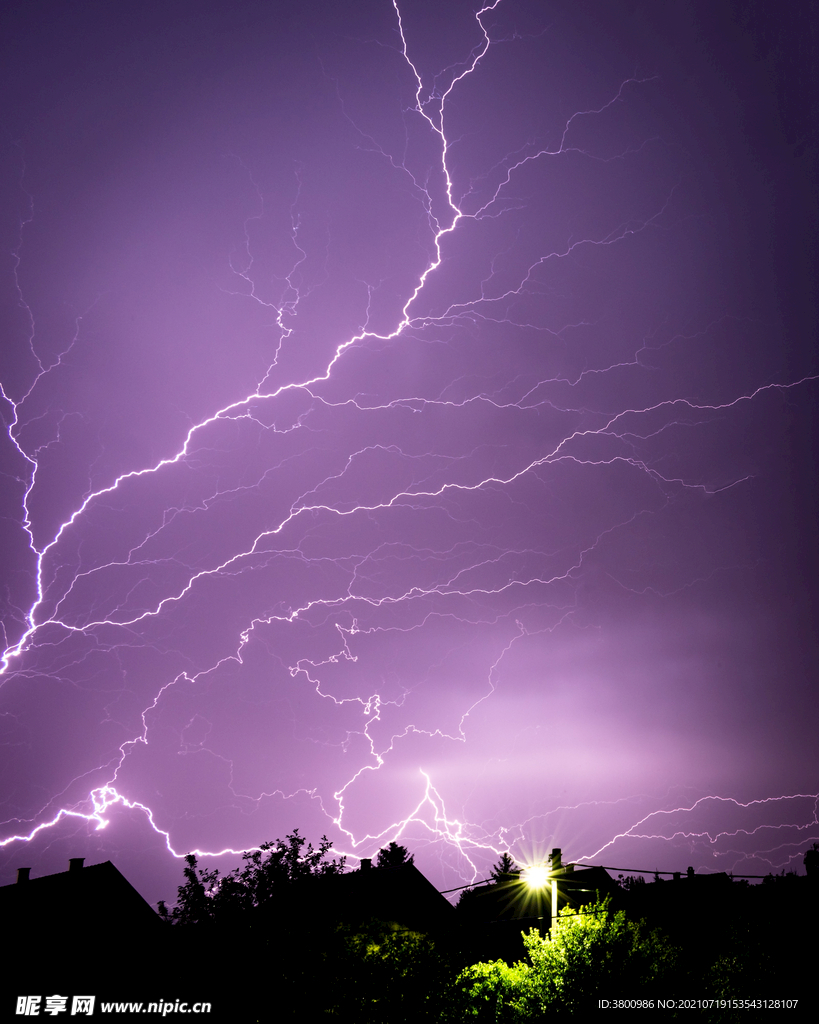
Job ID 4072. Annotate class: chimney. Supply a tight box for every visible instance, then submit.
[549,848,562,871]
[68,858,85,873]
[360,858,372,871]
[17,867,31,884]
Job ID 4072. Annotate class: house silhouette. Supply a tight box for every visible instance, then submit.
[1,858,162,993]
[249,855,455,935]
[1,858,161,934]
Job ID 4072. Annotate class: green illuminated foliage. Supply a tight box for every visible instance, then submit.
[326,920,457,1022]
[519,897,677,1014]
[454,960,532,1022]
[453,896,678,1019]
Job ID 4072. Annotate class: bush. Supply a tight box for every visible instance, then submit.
[453,897,679,1019]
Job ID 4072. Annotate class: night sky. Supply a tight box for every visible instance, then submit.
[1,0,817,911]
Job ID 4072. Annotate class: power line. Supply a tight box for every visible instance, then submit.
[439,877,495,894]
[438,862,806,894]
[585,864,799,880]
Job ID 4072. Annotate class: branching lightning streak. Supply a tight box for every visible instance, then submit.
[1,0,815,893]
[580,794,819,875]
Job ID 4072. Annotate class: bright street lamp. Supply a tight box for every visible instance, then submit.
[521,864,549,889]
[522,848,563,933]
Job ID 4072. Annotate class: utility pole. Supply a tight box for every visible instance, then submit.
[549,847,562,933]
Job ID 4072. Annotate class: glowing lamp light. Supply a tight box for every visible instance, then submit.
[522,864,550,889]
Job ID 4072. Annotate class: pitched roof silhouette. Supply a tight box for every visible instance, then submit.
[251,856,455,933]
[0,858,160,935]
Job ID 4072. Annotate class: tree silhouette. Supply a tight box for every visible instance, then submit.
[158,829,346,924]
[490,852,520,881]
[376,841,414,869]
[157,853,224,926]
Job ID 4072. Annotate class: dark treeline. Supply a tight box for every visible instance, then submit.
[139,836,817,1022]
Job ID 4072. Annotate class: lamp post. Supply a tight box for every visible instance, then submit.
[549,848,561,933]
[522,847,563,935]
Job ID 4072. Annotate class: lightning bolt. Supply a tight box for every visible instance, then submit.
[1,0,816,899]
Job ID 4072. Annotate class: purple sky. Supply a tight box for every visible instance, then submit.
[1,0,817,909]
